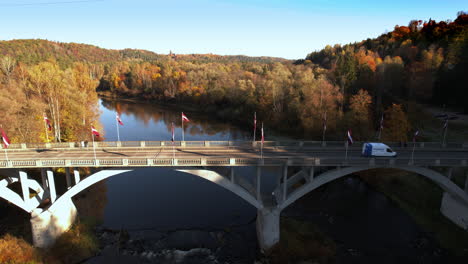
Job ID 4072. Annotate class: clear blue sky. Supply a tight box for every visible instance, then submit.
[0,0,465,59]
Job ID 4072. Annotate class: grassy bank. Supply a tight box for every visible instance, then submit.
[0,220,99,264]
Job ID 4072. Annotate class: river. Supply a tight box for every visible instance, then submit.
[82,98,448,263]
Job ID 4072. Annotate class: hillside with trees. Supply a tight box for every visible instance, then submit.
[0,12,466,144]
[303,11,468,114]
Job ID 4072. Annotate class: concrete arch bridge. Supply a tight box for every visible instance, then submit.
[0,140,467,250]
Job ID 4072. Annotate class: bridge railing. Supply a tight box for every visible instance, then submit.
[1,140,467,151]
[0,156,466,169]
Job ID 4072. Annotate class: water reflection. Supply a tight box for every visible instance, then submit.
[100,99,248,141]
[96,98,267,230]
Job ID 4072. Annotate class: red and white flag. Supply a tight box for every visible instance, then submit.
[413,130,419,142]
[116,114,123,126]
[347,129,353,145]
[171,122,175,142]
[182,112,190,122]
[91,126,100,137]
[43,116,52,131]
[1,128,10,148]
[261,122,264,144]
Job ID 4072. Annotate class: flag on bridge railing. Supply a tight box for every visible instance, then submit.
[182,112,190,122]
[1,128,10,148]
[116,114,123,126]
[43,116,52,131]
[171,122,175,142]
[347,129,353,145]
[91,126,100,137]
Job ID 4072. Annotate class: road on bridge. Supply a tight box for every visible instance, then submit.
[4,144,468,161]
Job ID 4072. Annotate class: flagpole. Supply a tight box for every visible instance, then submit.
[253,112,256,143]
[442,123,448,146]
[44,116,49,142]
[1,125,8,163]
[116,114,120,142]
[92,133,97,162]
[345,141,348,162]
[261,122,263,160]
[322,112,326,145]
[172,122,175,161]
[378,115,383,141]
[181,113,184,142]
[3,147,8,162]
[411,140,416,164]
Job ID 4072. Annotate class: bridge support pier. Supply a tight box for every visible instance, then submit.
[30,198,77,248]
[256,207,280,251]
[440,192,468,231]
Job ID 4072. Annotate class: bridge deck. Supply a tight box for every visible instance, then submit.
[0,141,467,168]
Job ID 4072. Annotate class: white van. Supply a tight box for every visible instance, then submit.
[361,143,397,157]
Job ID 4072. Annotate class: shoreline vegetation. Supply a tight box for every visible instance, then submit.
[0,12,467,263]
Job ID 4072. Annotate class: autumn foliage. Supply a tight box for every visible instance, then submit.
[0,13,466,143]
[0,234,42,264]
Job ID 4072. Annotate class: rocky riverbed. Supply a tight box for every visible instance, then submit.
[84,220,258,264]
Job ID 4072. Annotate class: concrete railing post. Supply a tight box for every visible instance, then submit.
[309,166,314,181]
[205,141,210,147]
[256,207,280,251]
[181,141,186,147]
[140,141,146,147]
[21,143,27,149]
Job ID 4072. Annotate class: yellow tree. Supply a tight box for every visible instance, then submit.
[348,89,373,140]
[299,78,343,134]
[28,61,66,142]
[382,104,411,142]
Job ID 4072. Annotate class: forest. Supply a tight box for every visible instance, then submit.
[0,12,466,144]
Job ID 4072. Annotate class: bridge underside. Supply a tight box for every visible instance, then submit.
[1,164,467,250]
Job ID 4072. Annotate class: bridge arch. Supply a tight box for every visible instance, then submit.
[47,167,262,213]
[279,166,468,211]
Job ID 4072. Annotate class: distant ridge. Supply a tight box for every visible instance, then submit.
[0,39,288,67]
